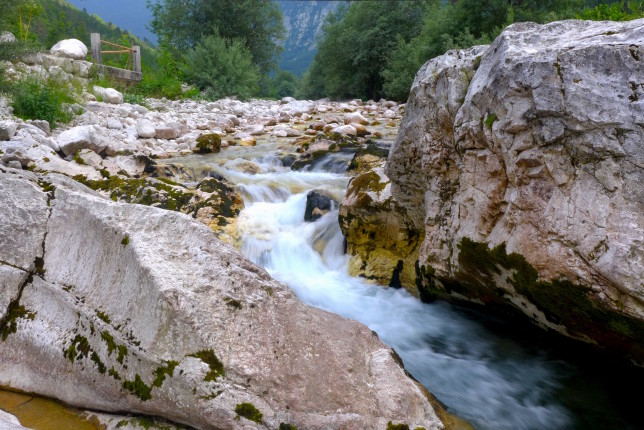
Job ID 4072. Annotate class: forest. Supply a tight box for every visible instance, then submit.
[2,0,644,102]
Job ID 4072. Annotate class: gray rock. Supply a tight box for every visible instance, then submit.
[304,190,337,222]
[26,120,51,136]
[0,32,17,44]
[93,86,124,104]
[346,19,644,359]
[0,168,444,430]
[331,124,357,136]
[136,120,156,138]
[154,126,178,140]
[57,125,109,156]
[107,118,124,130]
[6,160,22,169]
[0,410,30,430]
[0,120,17,141]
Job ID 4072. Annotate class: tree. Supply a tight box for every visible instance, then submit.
[301,0,428,101]
[148,0,285,75]
[181,35,260,100]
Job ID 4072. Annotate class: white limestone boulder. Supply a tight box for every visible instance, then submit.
[0,167,445,430]
[93,86,124,105]
[50,39,88,60]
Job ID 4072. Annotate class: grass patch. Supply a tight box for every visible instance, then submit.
[9,77,76,129]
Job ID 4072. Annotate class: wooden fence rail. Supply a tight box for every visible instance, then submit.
[90,33,142,82]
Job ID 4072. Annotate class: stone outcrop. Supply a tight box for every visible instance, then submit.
[0,167,445,430]
[341,19,644,361]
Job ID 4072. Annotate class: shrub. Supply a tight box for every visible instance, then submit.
[182,35,260,100]
[10,77,75,128]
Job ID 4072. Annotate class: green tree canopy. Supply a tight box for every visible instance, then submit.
[181,34,260,100]
[301,0,428,101]
[149,0,285,74]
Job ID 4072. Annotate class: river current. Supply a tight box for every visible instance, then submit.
[163,136,642,430]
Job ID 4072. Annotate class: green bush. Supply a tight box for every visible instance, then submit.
[182,35,260,100]
[579,1,644,20]
[10,77,75,128]
[122,92,148,107]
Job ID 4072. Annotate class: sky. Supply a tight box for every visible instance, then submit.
[66,0,157,44]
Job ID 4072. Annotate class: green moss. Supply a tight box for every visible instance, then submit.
[117,344,128,364]
[347,144,389,171]
[97,311,111,324]
[91,351,106,374]
[234,403,262,423]
[101,331,117,355]
[188,349,225,381]
[224,297,243,310]
[72,150,86,165]
[0,299,36,341]
[100,169,110,178]
[279,424,297,430]
[454,238,644,358]
[195,133,222,154]
[64,335,90,363]
[387,422,409,430]
[121,235,129,247]
[414,261,442,303]
[484,113,497,130]
[109,367,121,380]
[347,171,387,196]
[152,360,179,388]
[37,180,55,193]
[122,374,152,401]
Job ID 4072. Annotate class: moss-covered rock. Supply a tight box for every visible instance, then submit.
[194,134,221,154]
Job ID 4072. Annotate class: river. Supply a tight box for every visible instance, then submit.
[161,133,643,430]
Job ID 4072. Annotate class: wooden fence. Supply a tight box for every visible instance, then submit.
[90,33,142,82]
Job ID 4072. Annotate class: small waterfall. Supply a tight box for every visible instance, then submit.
[165,149,643,430]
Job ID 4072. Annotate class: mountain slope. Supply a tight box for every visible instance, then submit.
[278,1,342,75]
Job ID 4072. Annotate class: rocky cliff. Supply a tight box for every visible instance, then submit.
[278,1,341,75]
[0,167,445,429]
[340,19,644,361]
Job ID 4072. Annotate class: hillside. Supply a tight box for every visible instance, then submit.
[278,0,342,75]
[30,0,158,71]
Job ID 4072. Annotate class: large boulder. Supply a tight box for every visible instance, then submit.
[343,19,644,361]
[56,125,114,156]
[50,39,88,60]
[0,121,18,141]
[0,167,445,430]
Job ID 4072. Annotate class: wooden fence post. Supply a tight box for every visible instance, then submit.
[133,46,141,74]
[90,33,101,66]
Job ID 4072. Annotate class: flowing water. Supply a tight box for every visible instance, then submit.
[162,138,643,430]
